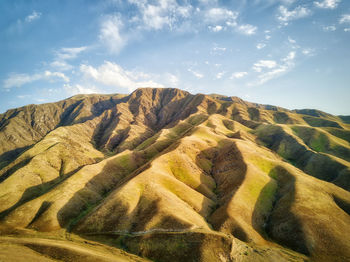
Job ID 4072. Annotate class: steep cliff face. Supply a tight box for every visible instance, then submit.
[1,88,350,262]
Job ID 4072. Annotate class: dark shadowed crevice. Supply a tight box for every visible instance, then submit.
[0,145,33,172]
[251,178,277,239]
[27,201,52,228]
[57,100,84,127]
[333,195,350,216]
[262,166,310,256]
[0,166,83,221]
[0,152,33,183]
[57,117,206,233]
[92,110,119,150]
[203,140,249,241]
[254,124,349,189]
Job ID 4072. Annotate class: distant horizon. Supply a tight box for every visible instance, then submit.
[1,0,350,115]
[1,86,349,116]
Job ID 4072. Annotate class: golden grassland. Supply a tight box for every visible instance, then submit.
[0,88,349,261]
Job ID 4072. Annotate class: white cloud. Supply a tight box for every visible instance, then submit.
[142,4,171,29]
[25,11,41,23]
[129,0,193,31]
[212,46,226,52]
[63,84,99,95]
[236,24,257,35]
[339,14,350,24]
[256,43,266,49]
[57,47,87,60]
[230,72,248,79]
[99,15,126,54]
[188,68,204,79]
[253,60,277,72]
[302,48,315,56]
[51,46,87,71]
[17,95,31,99]
[287,36,300,49]
[323,25,336,31]
[204,7,257,35]
[44,71,70,82]
[3,71,69,89]
[35,98,47,103]
[209,25,223,32]
[254,51,296,85]
[277,5,311,22]
[165,73,179,87]
[314,0,341,9]
[205,8,238,24]
[344,28,350,32]
[50,60,73,71]
[216,71,226,79]
[210,45,226,55]
[288,36,296,44]
[282,51,296,62]
[80,61,163,92]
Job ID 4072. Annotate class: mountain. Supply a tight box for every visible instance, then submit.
[0,87,350,262]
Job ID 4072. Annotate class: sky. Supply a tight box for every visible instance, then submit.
[0,0,349,115]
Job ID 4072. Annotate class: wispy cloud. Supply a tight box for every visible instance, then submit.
[63,84,99,95]
[277,5,311,23]
[212,46,226,52]
[339,14,350,24]
[254,51,296,85]
[302,48,315,56]
[253,60,277,72]
[57,47,87,60]
[51,46,87,71]
[205,8,238,24]
[188,68,204,79]
[80,61,163,92]
[323,25,336,31]
[209,25,223,32]
[129,0,192,31]
[205,7,257,35]
[314,0,341,9]
[25,11,41,23]
[236,24,257,35]
[216,71,226,79]
[256,43,266,49]
[230,72,248,79]
[99,15,126,54]
[3,71,69,89]
[287,36,300,49]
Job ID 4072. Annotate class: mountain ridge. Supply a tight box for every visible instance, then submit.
[0,87,350,262]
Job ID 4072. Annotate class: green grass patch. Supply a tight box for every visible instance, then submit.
[323,128,350,144]
[249,157,276,174]
[303,116,341,128]
[168,158,197,187]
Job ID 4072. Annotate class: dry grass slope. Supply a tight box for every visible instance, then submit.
[0,88,349,262]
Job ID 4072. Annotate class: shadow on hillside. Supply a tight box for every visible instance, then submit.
[197,139,249,242]
[0,145,32,174]
[0,166,83,221]
[252,166,309,255]
[57,95,123,128]
[56,151,146,231]
[254,125,349,190]
[57,125,195,232]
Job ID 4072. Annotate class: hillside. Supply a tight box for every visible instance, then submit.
[0,88,350,262]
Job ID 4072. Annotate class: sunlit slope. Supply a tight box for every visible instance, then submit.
[0,88,349,262]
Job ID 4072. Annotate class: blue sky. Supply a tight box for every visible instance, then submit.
[1,0,349,115]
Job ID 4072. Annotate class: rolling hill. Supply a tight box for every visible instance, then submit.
[0,87,350,262]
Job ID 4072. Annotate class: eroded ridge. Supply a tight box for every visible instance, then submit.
[1,88,349,262]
